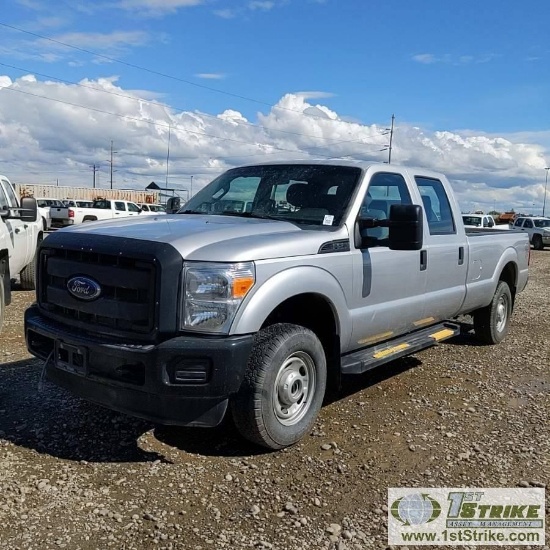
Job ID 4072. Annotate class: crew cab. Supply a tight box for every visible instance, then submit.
[25,162,529,449]
[1,175,40,332]
[511,216,550,250]
[75,199,143,223]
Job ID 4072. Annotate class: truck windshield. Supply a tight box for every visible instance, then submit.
[534,219,550,228]
[178,164,362,227]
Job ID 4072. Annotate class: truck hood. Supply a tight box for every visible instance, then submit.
[64,214,348,261]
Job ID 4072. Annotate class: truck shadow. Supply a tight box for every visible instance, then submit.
[0,355,424,460]
[0,358,168,464]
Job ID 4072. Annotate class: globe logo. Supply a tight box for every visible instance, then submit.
[391,493,441,526]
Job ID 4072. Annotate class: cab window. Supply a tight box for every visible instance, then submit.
[523,218,533,228]
[115,202,126,211]
[415,176,455,235]
[127,202,142,213]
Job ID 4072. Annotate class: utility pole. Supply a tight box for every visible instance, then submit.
[544,167,550,217]
[165,126,171,187]
[388,114,395,164]
[109,140,117,190]
[190,175,194,198]
[91,164,99,188]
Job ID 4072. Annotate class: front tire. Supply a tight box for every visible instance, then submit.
[231,323,327,450]
[473,280,512,344]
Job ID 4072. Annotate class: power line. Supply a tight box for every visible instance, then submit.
[0,60,390,148]
[0,21,389,126]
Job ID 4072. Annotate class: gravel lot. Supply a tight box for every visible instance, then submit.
[0,251,548,550]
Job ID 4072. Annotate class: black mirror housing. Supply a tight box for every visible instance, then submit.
[166,197,181,214]
[388,204,423,250]
[20,197,38,222]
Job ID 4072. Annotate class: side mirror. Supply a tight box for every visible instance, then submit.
[388,204,423,250]
[20,197,38,222]
[166,197,181,214]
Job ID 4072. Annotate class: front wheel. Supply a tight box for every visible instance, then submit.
[231,323,327,450]
[473,280,512,344]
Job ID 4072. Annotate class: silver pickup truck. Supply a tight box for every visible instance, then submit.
[25,162,529,449]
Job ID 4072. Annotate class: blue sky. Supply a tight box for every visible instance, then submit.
[0,0,549,212]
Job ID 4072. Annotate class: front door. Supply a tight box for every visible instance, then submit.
[0,178,27,275]
[349,171,428,349]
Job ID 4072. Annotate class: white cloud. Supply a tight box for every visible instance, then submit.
[213,8,237,18]
[194,73,226,80]
[45,30,151,51]
[248,1,275,10]
[0,74,547,212]
[116,0,204,16]
[412,53,497,66]
[412,54,437,65]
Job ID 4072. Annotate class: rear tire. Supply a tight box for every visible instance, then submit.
[19,236,42,291]
[473,280,512,344]
[0,277,5,333]
[231,323,327,450]
[532,234,544,250]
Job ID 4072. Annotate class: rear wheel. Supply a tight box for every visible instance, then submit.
[0,277,5,333]
[532,234,544,250]
[473,280,512,344]
[231,323,327,449]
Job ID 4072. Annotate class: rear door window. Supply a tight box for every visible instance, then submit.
[415,176,456,235]
[115,202,126,211]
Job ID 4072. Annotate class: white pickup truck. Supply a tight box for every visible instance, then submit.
[35,198,71,229]
[74,199,143,223]
[0,175,41,332]
[461,214,509,230]
[511,216,550,249]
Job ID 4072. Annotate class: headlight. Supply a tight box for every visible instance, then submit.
[182,262,255,333]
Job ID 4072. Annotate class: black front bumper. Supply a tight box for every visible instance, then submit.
[25,305,254,427]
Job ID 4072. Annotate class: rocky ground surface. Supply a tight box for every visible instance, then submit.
[0,251,548,550]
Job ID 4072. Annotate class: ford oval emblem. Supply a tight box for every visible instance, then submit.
[67,276,102,301]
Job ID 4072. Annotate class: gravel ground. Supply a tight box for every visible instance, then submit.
[0,252,548,550]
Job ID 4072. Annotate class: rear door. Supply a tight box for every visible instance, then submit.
[413,175,468,320]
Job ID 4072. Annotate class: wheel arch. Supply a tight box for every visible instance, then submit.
[498,260,518,304]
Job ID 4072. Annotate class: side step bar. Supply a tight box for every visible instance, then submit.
[341,321,461,375]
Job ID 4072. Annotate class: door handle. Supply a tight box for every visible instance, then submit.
[420,249,427,271]
[458,246,464,265]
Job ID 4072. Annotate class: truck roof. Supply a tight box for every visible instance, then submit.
[240,159,445,178]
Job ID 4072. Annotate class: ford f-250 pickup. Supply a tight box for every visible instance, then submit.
[25,162,529,449]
